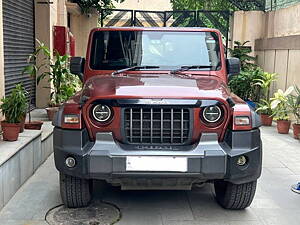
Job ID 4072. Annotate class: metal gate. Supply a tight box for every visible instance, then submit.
[100,9,231,48]
[3,0,35,105]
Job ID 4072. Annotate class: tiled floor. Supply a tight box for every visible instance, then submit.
[0,126,299,225]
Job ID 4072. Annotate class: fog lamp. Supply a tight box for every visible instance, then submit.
[237,155,247,166]
[65,157,76,168]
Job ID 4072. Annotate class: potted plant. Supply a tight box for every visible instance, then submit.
[254,71,277,125]
[271,87,294,134]
[24,41,80,121]
[287,85,300,139]
[228,67,263,108]
[228,41,256,70]
[256,99,273,126]
[37,50,80,121]
[0,85,28,141]
[22,40,48,129]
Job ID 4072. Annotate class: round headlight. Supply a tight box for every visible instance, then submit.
[92,104,112,122]
[202,105,222,123]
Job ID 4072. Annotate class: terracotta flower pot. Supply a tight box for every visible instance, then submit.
[276,120,291,134]
[24,121,43,130]
[1,121,21,141]
[46,107,59,121]
[20,114,26,133]
[292,124,300,139]
[260,114,273,126]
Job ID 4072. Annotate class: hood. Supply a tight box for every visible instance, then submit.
[81,73,231,101]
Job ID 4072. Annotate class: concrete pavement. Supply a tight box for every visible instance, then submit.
[0,126,299,225]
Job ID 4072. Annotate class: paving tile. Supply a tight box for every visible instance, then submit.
[227,221,266,225]
[20,142,34,185]
[288,166,300,175]
[160,208,194,221]
[250,198,281,209]
[0,219,48,225]
[253,208,300,225]
[187,191,229,222]
[265,167,294,175]
[223,208,259,221]
[2,153,20,204]
[103,188,190,211]
[116,208,163,225]
[163,221,228,225]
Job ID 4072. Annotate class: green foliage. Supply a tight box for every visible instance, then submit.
[228,67,264,101]
[73,0,124,14]
[254,71,277,115]
[0,84,28,123]
[23,40,51,81]
[256,99,273,115]
[228,41,256,70]
[37,50,81,106]
[287,85,300,124]
[171,0,264,11]
[271,87,294,121]
[254,71,277,100]
[23,40,81,107]
[171,0,235,11]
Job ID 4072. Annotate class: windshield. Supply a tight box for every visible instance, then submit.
[90,30,221,71]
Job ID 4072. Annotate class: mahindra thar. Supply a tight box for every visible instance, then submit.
[53,27,262,209]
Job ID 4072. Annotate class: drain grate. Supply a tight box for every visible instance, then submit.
[45,201,120,225]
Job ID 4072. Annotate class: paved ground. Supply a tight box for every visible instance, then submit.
[0,126,299,225]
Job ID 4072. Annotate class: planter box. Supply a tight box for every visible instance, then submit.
[0,122,53,210]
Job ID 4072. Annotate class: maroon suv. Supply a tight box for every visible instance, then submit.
[53,27,262,209]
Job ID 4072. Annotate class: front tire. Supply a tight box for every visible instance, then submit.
[214,180,257,209]
[60,173,92,208]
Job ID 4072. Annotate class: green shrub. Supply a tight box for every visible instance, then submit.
[271,87,294,121]
[0,84,28,123]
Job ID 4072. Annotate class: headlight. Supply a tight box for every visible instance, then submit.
[92,104,112,122]
[202,105,222,123]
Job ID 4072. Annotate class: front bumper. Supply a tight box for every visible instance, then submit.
[53,127,262,186]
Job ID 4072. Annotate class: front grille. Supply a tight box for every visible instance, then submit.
[124,107,191,145]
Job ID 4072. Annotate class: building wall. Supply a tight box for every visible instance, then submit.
[35,0,68,107]
[232,4,300,94]
[0,0,4,120]
[231,11,265,55]
[70,13,98,57]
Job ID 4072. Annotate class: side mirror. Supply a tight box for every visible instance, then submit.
[70,57,85,82]
[226,58,241,77]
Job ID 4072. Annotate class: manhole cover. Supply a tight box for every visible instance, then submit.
[46,201,120,225]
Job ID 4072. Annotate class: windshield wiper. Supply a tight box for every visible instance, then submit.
[171,65,213,74]
[111,66,160,76]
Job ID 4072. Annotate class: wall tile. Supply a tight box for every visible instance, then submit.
[20,142,34,185]
[2,153,20,204]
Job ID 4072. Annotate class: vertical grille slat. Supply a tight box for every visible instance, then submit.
[124,107,191,146]
[150,108,153,143]
[130,108,133,142]
[161,108,163,143]
[171,108,174,143]
[181,108,184,143]
[140,108,143,143]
